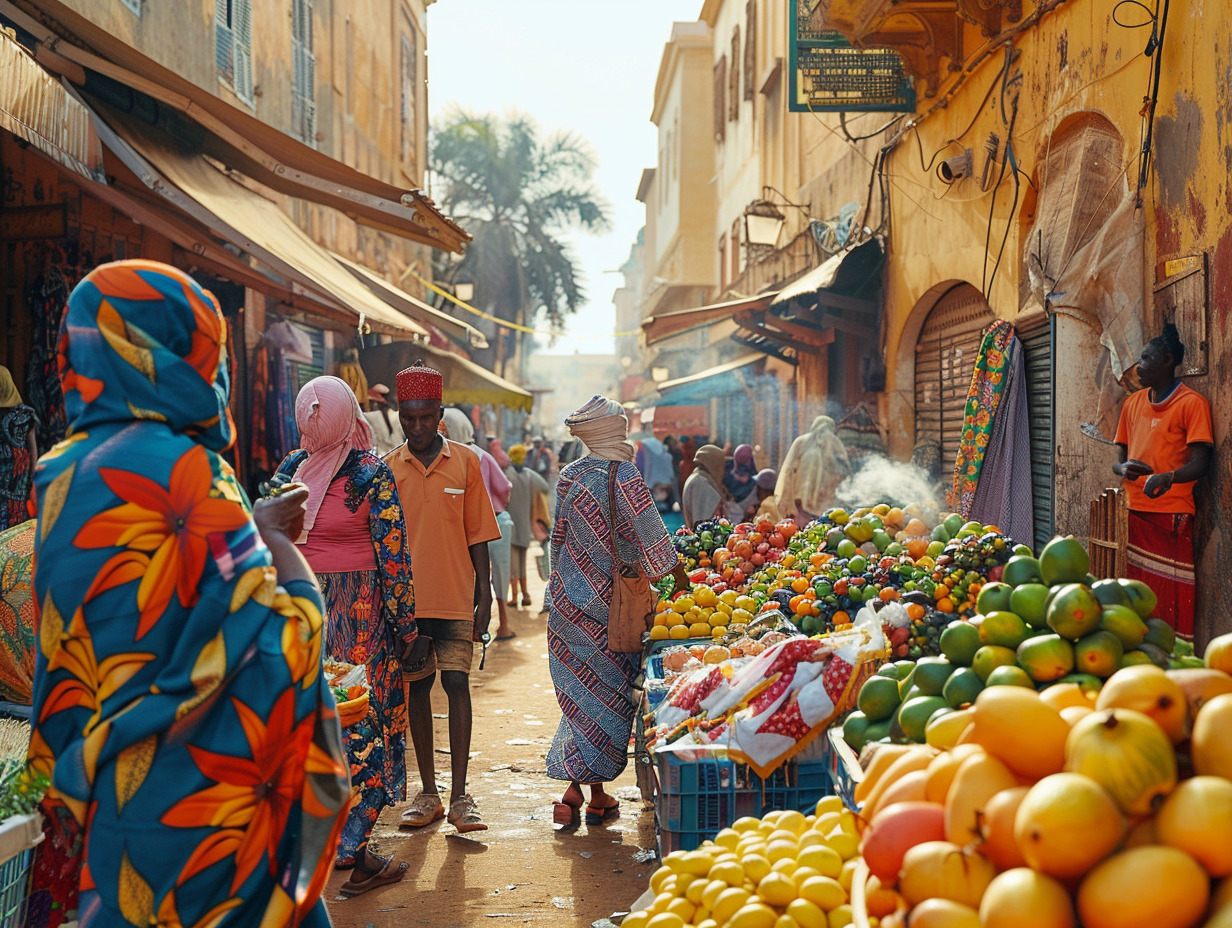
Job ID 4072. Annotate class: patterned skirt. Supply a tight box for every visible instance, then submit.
[318,570,408,859]
[545,596,640,783]
[1126,511,1196,640]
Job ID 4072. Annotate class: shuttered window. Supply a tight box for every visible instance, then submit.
[729,27,741,120]
[714,55,727,142]
[914,283,995,481]
[286,325,325,395]
[1020,318,1055,552]
[215,0,254,106]
[291,0,315,145]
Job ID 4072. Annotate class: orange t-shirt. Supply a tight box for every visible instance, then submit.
[385,438,500,621]
[1114,384,1213,515]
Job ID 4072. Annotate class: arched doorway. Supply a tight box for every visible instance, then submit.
[913,282,995,481]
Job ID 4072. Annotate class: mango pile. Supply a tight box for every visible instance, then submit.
[625,797,865,928]
[846,634,1232,928]
[843,534,1198,752]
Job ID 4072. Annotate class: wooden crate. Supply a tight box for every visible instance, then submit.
[1089,487,1127,579]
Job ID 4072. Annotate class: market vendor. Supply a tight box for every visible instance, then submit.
[748,468,780,522]
[1113,324,1213,639]
[776,416,853,524]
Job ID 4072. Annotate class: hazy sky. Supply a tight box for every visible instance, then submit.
[426,0,700,356]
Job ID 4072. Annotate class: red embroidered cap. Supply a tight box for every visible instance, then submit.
[396,360,443,402]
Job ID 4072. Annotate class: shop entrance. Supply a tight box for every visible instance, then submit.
[912,282,995,483]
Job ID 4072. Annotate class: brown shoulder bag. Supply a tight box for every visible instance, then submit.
[606,461,658,653]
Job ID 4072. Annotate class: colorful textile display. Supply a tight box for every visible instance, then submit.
[29,260,348,928]
[968,335,1034,546]
[950,320,1015,515]
[1127,511,1196,640]
[24,267,71,453]
[248,342,272,474]
[0,521,35,704]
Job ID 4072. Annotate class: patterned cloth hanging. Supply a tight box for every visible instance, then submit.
[950,320,1016,516]
[24,269,70,453]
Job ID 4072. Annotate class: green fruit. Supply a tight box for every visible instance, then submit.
[898,668,918,700]
[826,528,846,550]
[1002,555,1044,587]
[913,657,956,696]
[875,663,899,678]
[1120,650,1155,667]
[801,614,822,635]
[891,660,918,680]
[1039,535,1091,586]
[848,555,867,573]
[1119,578,1159,618]
[843,711,871,751]
[863,718,892,744]
[1091,578,1133,608]
[985,665,1035,688]
[940,622,981,666]
[943,667,985,708]
[885,542,904,556]
[1046,584,1102,639]
[972,645,1018,682]
[976,582,1014,615]
[979,610,1030,649]
[932,524,952,543]
[1143,618,1176,654]
[898,695,951,743]
[1099,604,1149,650]
[1016,633,1076,683]
[1138,641,1171,669]
[900,685,922,704]
[944,513,964,536]
[1012,544,1034,557]
[836,539,858,559]
[857,675,901,722]
[1073,630,1124,678]
[1010,583,1051,628]
[873,531,893,553]
[1057,673,1104,695]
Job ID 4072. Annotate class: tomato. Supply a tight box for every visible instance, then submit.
[768,532,786,549]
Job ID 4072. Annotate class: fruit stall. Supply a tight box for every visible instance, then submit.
[627,502,1232,928]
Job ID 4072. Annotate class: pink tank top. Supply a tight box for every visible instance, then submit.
[298,480,377,573]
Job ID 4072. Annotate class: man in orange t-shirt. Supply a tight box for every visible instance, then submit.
[1113,326,1213,639]
[384,361,500,834]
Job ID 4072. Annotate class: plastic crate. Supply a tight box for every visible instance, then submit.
[0,813,42,928]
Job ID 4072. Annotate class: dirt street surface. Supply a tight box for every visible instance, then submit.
[325,569,657,928]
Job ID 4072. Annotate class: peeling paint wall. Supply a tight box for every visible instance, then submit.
[877,0,1232,640]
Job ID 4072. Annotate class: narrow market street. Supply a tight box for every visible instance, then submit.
[326,563,655,928]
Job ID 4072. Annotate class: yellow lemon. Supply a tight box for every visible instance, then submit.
[668,625,690,640]
[701,879,730,911]
[680,851,715,876]
[778,810,809,835]
[838,860,858,893]
[709,861,745,886]
[787,899,828,928]
[758,872,799,907]
[792,866,823,889]
[712,625,728,638]
[689,622,713,638]
[685,880,707,905]
[733,816,763,833]
[666,611,684,627]
[622,913,650,928]
[650,867,673,894]
[729,903,779,928]
[673,596,694,613]
[825,828,859,861]
[646,913,686,928]
[797,845,843,879]
[712,887,753,923]
[766,839,799,863]
[815,796,845,816]
[814,811,843,833]
[798,832,830,851]
[715,828,741,850]
[744,854,772,883]
[648,625,670,640]
[772,858,798,875]
[664,898,695,923]
[827,905,854,928]
[775,916,801,928]
[768,828,799,845]
[799,875,847,912]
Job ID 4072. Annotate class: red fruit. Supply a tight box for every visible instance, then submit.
[861,802,947,882]
[756,542,771,555]
[749,532,765,546]
[769,532,786,548]
[731,569,745,584]
[751,553,766,566]
[988,566,1005,581]
[777,520,798,539]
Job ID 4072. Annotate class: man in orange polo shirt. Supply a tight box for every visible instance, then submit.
[1113,325,1213,640]
[385,361,500,833]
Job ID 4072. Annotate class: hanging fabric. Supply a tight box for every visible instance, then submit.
[949,320,1015,516]
[24,269,70,453]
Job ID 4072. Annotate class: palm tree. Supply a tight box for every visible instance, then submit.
[430,107,610,376]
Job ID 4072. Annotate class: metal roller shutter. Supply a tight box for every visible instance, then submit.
[1020,319,1055,552]
[914,284,995,479]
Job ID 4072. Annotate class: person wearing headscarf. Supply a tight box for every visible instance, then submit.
[749,468,782,522]
[364,383,402,457]
[503,444,549,609]
[273,375,416,895]
[440,409,516,639]
[724,443,758,504]
[681,444,729,529]
[0,367,37,530]
[635,433,676,514]
[776,415,853,523]
[546,396,688,826]
[28,260,348,928]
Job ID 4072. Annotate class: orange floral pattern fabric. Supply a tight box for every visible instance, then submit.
[950,320,1014,516]
[28,261,347,928]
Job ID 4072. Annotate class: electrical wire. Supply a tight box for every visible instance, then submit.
[1133,0,1170,205]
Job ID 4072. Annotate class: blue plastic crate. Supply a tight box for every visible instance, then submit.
[760,757,832,816]
[657,827,711,855]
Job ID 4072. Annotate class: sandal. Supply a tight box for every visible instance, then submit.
[553,784,584,826]
[399,791,444,829]
[338,856,410,898]
[448,794,488,834]
[521,595,533,606]
[585,801,621,826]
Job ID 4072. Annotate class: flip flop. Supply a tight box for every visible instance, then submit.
[585,802,621,826]
[338,858,410,898]
[496,632,517,641]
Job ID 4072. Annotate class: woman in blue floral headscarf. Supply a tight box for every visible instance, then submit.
[27,260,348,928]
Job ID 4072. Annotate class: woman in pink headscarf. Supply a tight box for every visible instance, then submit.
[272,375,417,896]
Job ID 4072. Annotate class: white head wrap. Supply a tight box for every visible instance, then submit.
[564,395,635,463]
